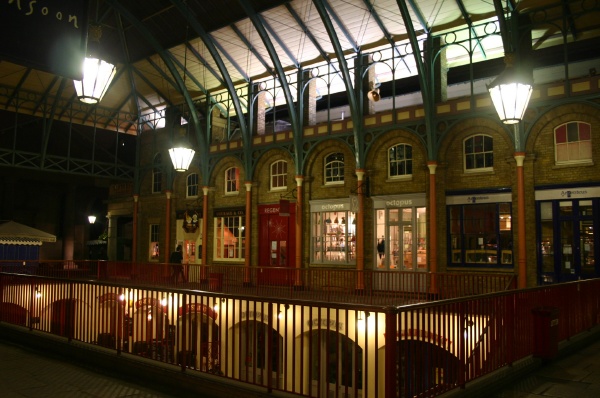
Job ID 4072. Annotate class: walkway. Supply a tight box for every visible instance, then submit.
[443,327,600,398]
[0,339,176,398]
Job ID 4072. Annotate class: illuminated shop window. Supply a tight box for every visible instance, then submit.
[311,211,356,264]
[214,214,245,261]
[149,224,160,261]
[448,203,513,267]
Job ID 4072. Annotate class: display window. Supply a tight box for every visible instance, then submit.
[310,200,356,265]
[213,208,245,261]
[446,191,513,268]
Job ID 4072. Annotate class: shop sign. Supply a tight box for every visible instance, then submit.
[535,186,600,201]
[214,208,245,217]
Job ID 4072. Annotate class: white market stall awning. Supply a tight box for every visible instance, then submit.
[0,220,57,246]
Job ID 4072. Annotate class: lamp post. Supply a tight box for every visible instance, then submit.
[488,54,532,289]
[73,24,116,104]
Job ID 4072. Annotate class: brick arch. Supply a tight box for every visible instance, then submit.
[364,129,429,197]
[304,139,356,194]
[253,148,295,203]
[437,118,516,192]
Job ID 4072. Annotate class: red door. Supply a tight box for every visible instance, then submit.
[258,204,296,285]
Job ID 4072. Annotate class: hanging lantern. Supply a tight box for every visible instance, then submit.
[488,55,533,124]
[169,125,195,172]
[74,24,116,104]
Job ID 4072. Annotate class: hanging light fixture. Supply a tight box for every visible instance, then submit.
[169,28,195,172]
[169,123,195,172]
[88,215,97,224]
[74,24,116,104]
[488,54,532,124]
[367,80,380,102]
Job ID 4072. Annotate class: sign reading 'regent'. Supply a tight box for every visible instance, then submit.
[1,0,88,80]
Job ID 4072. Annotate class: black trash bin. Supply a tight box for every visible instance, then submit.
[532,306,559,360]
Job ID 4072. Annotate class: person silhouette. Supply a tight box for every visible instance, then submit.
[170,245,185,283]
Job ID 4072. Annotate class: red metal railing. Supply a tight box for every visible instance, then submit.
[0,260,516,305]
[1,273,599,397]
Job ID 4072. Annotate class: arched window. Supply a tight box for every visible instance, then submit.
[187,173,199,198]
[225,167,240,194]
[152,154,162,193]
[555,121,592,164]
[464,135,493,172]
[388,144,413,178]
[324,153,344,185]
[270,160,287,190]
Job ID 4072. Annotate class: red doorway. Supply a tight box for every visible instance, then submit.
[258,203,296,285]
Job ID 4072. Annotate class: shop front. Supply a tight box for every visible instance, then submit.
[536,185,599,283]
[371,194,427,272]
[257,203,296,285]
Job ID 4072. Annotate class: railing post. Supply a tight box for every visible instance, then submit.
[384,306,398,398]
[68,281,74,342]
[181,293,187,372]
[267,301,274,393]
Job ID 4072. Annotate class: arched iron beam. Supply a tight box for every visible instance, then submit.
[312,0,363,167]
[102,93,134,130]
[132,67,175,109]
[5,68,31,110]
[361,0,412,72]
[284,4,344,81]
[236,0,300,177]
[170,0,249,175]
[169,46,208,94]
[185,43,225,88]
[40,77,68,167]
[230,23,275,75]
[321,0,360,53]
[105,0,209,179]
[146,57,180,95]
[259,15,300,68]
[285,4,331,63]
[211,36,250,82]
[405,0,430,34]
[115,10,143,127]
[454,0,486,58]
[32,75,60,115]
[395,0,436,158]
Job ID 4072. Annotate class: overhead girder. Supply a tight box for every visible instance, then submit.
[229,23,275,76]
[5,68,31,110]
[454,0,487,58]
[361,0,412,73]
[170,0,250,182]
[284,4,344,83]
[258,14,300,68]
[105,0,209,186]
[185,44,225,88]
[312,0,364,168]
[321,0,360,53]
[236,0,301,178]
[395,0,436,159]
